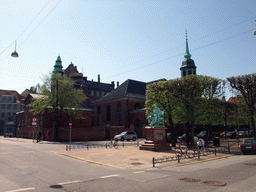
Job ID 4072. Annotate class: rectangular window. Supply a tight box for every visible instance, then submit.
[2,97,6,102]
[91,90,94,96]
[8,104,12,109]
[1,113,5,118]
[13,104,17,110]
[101,91,104,97]
[8,97,12,102]
[8,116,13,121]
[2,104,6,109]
[96,91,100,96]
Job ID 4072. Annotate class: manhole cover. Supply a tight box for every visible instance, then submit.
[245,163,256,166]
[178,178,201,182]
[201,181,227,186]
[49,185,63,189]
[130,162,143,165]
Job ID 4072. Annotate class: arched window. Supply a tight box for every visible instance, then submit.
[183,71,186,77]
[107,105,111,122]
[117,103,122,126]
[188,70,192,75]
[97,106,101,126]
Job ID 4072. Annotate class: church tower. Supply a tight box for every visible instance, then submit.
[52,55,64,78]
[180,31,197,77]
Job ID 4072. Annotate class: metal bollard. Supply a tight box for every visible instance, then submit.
[198,150,200,160]
[87,144,89,150]
[215,148,216,156]
[106,143,108,148]
[123,142,124,147]
[153,157,155,167]
[69,145,71,151]
[178,154,180,163]
[66,145,68,151]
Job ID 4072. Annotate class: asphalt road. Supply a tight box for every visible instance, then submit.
[0,137,256,192]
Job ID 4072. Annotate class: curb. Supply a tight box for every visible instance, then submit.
[60,153,125,169]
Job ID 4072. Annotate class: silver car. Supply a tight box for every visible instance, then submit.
[114,131,137,141]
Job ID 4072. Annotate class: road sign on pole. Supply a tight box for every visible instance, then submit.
[69,120,72,128]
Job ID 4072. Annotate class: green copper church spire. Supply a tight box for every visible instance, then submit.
[184,30,191,59]
[53,55,64,74]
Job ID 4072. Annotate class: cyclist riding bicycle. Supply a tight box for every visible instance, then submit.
[36,131,42,143]
[197,138,205,150]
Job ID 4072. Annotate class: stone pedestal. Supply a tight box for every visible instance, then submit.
[140,126,171,151]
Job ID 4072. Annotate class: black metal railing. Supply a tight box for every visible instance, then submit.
[66,141,140,151]
[152,146,242,167]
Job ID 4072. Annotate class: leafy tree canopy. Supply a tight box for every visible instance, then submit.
[29,73,86,116]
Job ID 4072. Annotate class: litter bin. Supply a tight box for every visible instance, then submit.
[214,137,220,147]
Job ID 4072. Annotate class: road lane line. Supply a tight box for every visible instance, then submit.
[58,180,83,185]
[5,187,35,192]
[133,171,145,174]
[100,174,119,179]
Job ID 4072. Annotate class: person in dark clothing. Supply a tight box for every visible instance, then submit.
[37,131,42,142]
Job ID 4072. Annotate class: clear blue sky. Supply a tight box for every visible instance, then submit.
[1,0,255,98]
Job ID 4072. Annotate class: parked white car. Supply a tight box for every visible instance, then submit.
[114,131,137,141]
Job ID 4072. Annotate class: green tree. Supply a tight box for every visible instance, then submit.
[29,73,86,117]
[145,80,177,130]
[227,73,256,138]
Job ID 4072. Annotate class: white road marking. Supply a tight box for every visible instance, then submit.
[58,180,83,185]
[100,174,119,179]
[133,171,145,174]
[5,187,35,192]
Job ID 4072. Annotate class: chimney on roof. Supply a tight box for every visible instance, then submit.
[117,81,119,87]
[111,81,115,89]
[98,74,100,82]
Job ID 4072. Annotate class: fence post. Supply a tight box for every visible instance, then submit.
[153,157,155,167]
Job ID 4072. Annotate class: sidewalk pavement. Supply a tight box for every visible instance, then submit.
[58,146,232,170]
[2,137,234,170]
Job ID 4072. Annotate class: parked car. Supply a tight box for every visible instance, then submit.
[240,138,256,155]
[177,133,198,144]
[114,131,137,141]
[238,131,245,138]
[197,131,207,138]
[226,131,237,139]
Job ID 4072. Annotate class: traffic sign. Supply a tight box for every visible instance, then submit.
[32,117,37,122]
[32,122,37,126]
[69,120,72,128]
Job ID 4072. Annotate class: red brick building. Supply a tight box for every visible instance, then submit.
[16,56,165,141]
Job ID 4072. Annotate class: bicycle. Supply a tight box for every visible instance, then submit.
[34,136,44,144]
[108,139,118,149]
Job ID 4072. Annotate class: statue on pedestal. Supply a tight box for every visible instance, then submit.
[148,104,164,127]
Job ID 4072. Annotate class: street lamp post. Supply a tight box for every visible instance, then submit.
[11,41,19,58]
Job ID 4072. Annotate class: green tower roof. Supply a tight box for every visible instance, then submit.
[184,31,191,59]
[53,55,64,74]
